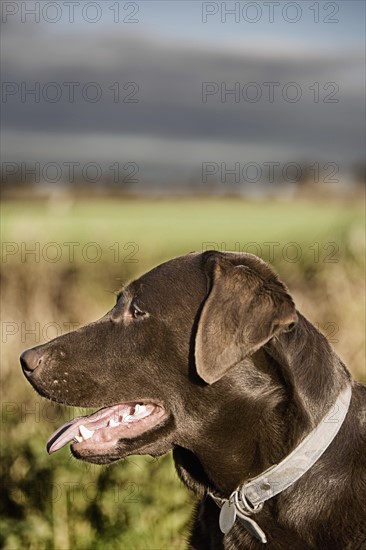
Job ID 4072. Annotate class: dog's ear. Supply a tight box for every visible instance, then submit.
[195,252,298,384]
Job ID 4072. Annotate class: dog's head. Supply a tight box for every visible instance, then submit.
[20,251,297,466]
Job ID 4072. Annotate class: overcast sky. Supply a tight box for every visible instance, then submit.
[1,1,365,185]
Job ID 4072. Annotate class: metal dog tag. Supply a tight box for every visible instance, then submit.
[235,511,267,544]
[219,500,236,534]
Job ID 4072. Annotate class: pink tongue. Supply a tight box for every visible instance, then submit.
[46,403,135,454]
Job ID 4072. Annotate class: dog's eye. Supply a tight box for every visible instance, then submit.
[130,303,146,319]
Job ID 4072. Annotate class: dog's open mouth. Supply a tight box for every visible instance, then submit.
[47,401,167,455]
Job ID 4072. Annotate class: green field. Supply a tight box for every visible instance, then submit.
[2,198,363,266]
[1,197,365,549]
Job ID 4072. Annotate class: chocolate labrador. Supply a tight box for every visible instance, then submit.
[20,251,366,549]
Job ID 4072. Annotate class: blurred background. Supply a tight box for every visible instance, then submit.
[1,1,365,548]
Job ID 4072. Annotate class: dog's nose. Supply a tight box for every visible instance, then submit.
[20,348,43,375]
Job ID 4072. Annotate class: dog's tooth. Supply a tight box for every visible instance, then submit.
[74,435,83,443]
[122,414,133,423]
[109,417,120,427]
[134,404,146,415]
[79,425,94,439]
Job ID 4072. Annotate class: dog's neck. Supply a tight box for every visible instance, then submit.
[175,312,350,498]
[266,311,350,428]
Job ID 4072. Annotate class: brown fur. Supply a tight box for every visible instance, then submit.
[20,252,366,549]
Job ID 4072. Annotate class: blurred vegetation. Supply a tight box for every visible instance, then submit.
[1,197,365,549]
